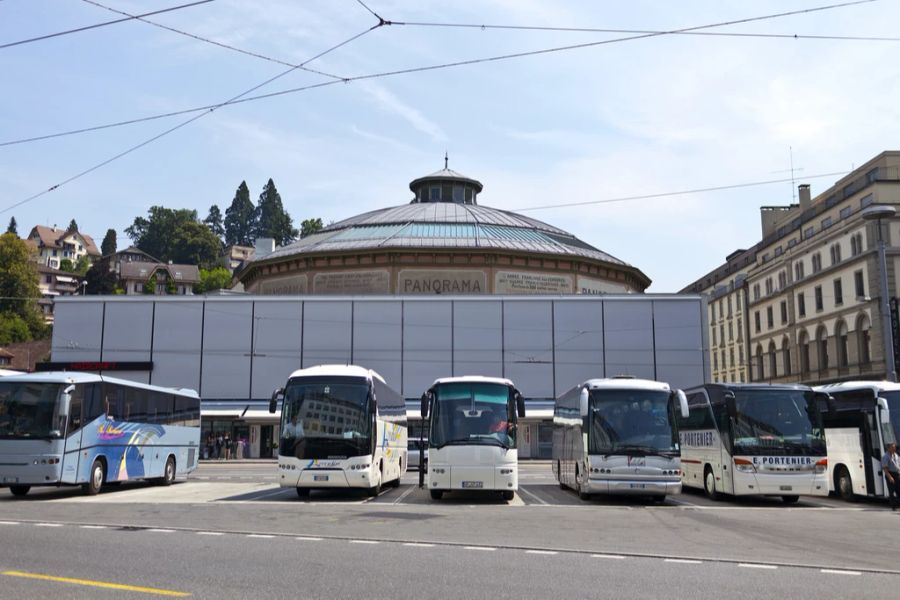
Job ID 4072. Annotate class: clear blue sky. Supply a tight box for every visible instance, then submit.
[2,0,899,291]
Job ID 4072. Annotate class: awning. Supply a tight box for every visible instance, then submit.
[55,276,76,283]
[239,409,280,423]
[202,408,243,419]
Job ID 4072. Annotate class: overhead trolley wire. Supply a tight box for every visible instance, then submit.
[80,0,344,81]
[0,0,880,150]
[0,0,216,50]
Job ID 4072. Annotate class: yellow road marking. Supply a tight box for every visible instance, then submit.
[2,570,190,597]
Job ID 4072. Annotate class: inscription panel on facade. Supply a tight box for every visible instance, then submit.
[577,276,630,295]
[257,274,308,295]
[398,270,486,294]
[312,270,391,294]
[495,271,574,294]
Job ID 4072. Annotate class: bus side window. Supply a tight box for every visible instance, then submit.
[68,385,84,433]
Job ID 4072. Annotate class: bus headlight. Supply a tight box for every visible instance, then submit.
[734,458,756,473]
[815,458,827,474]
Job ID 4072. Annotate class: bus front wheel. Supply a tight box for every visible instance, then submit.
[83,459,105,496]
[9,485,30,497]
[501,490,514,502]
[158,456,176,486]
[296,488,310,498]
[703,467,720,501]
[430,489,443,500]
[835,467,855,502]
[781,495,799,504]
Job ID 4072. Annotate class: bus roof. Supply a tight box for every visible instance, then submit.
[0,371,199,398]
[582,378,672,392]
[684,382,812,393]
[432,375,515,388]
[287,364,386,385]
[815,380,900,394]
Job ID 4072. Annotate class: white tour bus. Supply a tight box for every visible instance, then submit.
[814,381,898,501]
[270,365,407,497]
[676,383,828,503]
[0,372,201,497]
[419,376,525,501]
[552,377,689,501]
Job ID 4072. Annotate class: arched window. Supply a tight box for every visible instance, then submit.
[756,344,764,381]
[816,325,829,371]
[768,341,777,379]
[836,320,849,367]
[798,330,810,373]
[782,336,792,376]
[856,314,872,365]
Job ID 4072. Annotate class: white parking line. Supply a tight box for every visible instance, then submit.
[517,487,549,506]
[197,531,225,536]
[464,546,496,552]
[525,550,558,555]
[591,554,625,560]
[80,525,108,530]
[739,563,777,570]
[392,485,418,505]
[247,534,274,539]
[35,523,63,527]
[0,521,20,525]
[665,559,703,564]
[295,537,323,542]
[350,540,380,545]
[403,543,435,548]
[146,529,175,533]
[821,569,862,576]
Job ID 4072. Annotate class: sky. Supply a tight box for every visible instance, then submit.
[2,0,900,292]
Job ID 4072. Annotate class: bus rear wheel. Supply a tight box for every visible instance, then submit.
[501,490,515,502]
[83,459,104,496]
[430,489,443,500]
[9,485,30,497]
[296,488,310,498]
[158,456,175,486]
[781,495,799,504]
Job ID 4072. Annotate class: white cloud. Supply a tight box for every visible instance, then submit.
[356,81,448,142]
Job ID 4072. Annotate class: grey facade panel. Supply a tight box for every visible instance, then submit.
[603,300,656,381]
[51,301,104,362]
[201,301,252,399]
[303,301,352,367]
[403,300,452,396]
[453,300,503,380]
[553,300,605,395]
[101,301,153,384]
[652,298,707,390]
[250,300,302,399]
[503,301,554,398]
[352,301,402,391]
[152,302,202,392]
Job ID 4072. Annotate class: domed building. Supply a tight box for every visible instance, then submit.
[238,164,651,295]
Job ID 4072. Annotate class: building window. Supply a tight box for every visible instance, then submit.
[765,278,773,295]
[850,233,863,256]
[728,322,734,341]
[727,296,733,317]
[452,186,465,203]
[799,333,810,372]
[780,301,788,325]
[753,284,760,301]
[804,226,814,239]
[814,286,823,311]
[836,322,849,368]
[712,327,717,346]
[812,253,822,273]
[840,206,852,220]
[713,352,718,371]
[766,306,774,329]
[783,341,792,376]
[711,303,716,322]
[830,243,842,265]
[774,246,783,257]
[854,270,865,299]
[860,193,874,209]
[720,324,725,343]
[821,217,833,230]
[737,317,743,341]
[858,316,871,364]
[797,293,806,317]
[429,186,441,201]
[795,261,805,281]
[817,328,829,371]
[756,346,764,380]
[739,345,744,364]
[45,275,52,283]
[833,278,843,306]
[778,271,787,290]
[754,311,761,333]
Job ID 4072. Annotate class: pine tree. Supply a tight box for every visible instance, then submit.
[300,218,323,238]
[5,217,17,236]
[101,229,117,256]
[255,178,298,246]
[204,205,225,242]
[224,181,257,246]
[67,219,78,232]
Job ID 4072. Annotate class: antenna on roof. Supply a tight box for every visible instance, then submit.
[444,151,448,170]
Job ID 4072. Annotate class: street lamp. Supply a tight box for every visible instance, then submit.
[861,205,897,382]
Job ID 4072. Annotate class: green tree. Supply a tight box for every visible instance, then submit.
[67,219,78,232]
[300,218,324,238]
[224,181,256,247]
[194,267,232,294]
[204,205,225,243]
[84,261,118,295]
[255,179,297,246]
[6,217,17,236]
[0,232,46,340]
[59,258,74,273]
[0,312,31,345]
[125,206,220,268]
[101,229,117,256]
[142,273,157,295]
[74,255,92,276]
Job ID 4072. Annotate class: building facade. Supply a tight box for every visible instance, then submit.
[238,167,651,295]
[36,265,84,322]
[683,150,900,385]
[27,225,100,270]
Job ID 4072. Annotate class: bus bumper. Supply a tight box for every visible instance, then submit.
[0,459,62,487]
[590,478,681,496]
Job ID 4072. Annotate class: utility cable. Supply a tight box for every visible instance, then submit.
[80,0,343,81]
[0,0,215,50]
[0,0,879,149]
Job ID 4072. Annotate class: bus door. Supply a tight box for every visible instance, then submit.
[712,399,734,495]
[61,387,84,484]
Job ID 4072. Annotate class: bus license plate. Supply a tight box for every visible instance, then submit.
[313,475,329,482]
[779,485,792,491]
[630,484,646,489]
[462,481,483,489]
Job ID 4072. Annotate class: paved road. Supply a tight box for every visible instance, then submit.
[2,462,898,598]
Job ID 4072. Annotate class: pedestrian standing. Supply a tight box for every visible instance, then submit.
[224,433,232,460]
[215,433,223,460]
[882,442,900,510]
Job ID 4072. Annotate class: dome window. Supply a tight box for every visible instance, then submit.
[452,186,465,203]
[429,186,441,202]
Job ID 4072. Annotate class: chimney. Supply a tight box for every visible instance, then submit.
[798,184,811,212]
[255,237,275,259]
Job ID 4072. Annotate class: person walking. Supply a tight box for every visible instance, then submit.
[882,442,900,510]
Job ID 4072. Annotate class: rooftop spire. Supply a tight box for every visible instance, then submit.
[444,151,448,170]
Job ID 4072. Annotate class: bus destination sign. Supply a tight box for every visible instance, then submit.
[35,361,154,372]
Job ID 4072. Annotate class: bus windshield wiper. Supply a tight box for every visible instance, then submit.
[432,439,472,449]
[614,444,667,456]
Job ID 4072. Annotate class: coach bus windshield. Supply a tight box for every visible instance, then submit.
[430,382,516,449]
[732,389,825,456]
[0,382,63,439]
[279,377,372,460]
[587,390,677,455]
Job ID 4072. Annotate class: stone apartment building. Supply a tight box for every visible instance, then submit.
[26,225,100,269]
[683,150,900,385]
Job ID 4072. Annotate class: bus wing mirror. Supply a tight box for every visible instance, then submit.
[269,388,284,414]
[676,390,689,419]
[723,391,737,418]
[55,385,75,436]
[579,388,589,416]
[515,391,526,418]
[814,391,836,413]
[420,392,430,419]
[878,397,891,423]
